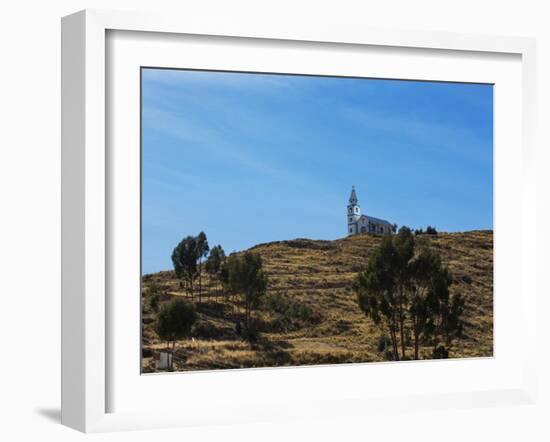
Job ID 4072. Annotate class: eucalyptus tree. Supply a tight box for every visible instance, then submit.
[205,245,226,302]
[353,226,464,360]
[196,231,210,303]
[353,233,403,360]
[171,235,199,299]
[225,251,268,337]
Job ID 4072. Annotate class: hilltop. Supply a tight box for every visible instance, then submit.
[141,230,493,372]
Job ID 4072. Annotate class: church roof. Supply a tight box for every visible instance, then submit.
[360,214,392,225]
[349,186,358,204]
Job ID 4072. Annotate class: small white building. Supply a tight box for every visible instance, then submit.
[347,186,395,236]
[155,351,173,370]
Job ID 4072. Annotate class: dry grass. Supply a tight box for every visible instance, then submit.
[142,230,493,372]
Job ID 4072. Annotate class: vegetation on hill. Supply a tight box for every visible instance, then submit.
[354,227,464,361]
[141,230,493,372]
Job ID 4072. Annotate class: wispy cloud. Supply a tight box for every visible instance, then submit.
[142,104,312,186]
[142,68,296,94]
[340,106,491,164]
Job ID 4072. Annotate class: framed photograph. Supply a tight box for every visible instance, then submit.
[61,9,537,432]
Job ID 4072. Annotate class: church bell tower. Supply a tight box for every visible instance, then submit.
[347,185,361,235]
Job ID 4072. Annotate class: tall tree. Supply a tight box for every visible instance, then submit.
[423,265,464,357]
[393,227,415,359]
[154,298,197,369]
[354,233,402,360]
[353,226,464,361]
[196,231,210,303]
[225,251,267,336]
[171,235,199,299]
[408,246,446,359]
[205,245,226,302]
[219,261,232,310]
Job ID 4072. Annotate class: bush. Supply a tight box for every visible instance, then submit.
[414,226,438,235]
[242,318,261,342]
[377,334,392,353]
[143,281,163,313]
[283,239,336,250]
[263,292,318,331]
[149,292,160,312]
[155,298,197,345]
[432,345,449,359]
[426,226,438,235]
[264,292,289,313]
[193,320,234,340]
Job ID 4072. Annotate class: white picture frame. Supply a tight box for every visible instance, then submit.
[61,9,537,433]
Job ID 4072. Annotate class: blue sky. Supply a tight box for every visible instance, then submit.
[141,68,493,274]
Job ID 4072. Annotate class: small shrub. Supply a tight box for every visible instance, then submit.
[193,320,234,339]
[415,226,437,235]
[149,292,160,312]
[144,281,162,313]
[264,292,289,314]
[142,348,153,358]
[377,334,392,353]
[432,345,449,359]
[426,226,438,235]
[283,239,336,250]
[263,292,319,332]
[242,318,261,342]
[155,299,197,345]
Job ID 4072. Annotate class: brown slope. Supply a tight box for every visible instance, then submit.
[141,230,493,372]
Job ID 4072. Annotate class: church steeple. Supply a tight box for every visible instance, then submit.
[349,185,358,205]
[347,185,361,235]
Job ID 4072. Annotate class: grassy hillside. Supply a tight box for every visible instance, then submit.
[141,230,493,372]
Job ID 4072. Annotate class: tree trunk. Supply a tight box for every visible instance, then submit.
[390,312,400,361]
[392,329,400,361]
[411,315,419,360]
[398,292,406,360]
[399,319,406,359]
[171,340,176,369]
[245,293,250,329]
[389,324,399,361]
[198,261,202,303]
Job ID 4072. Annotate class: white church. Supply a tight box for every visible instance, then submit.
[347,186,395,236]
